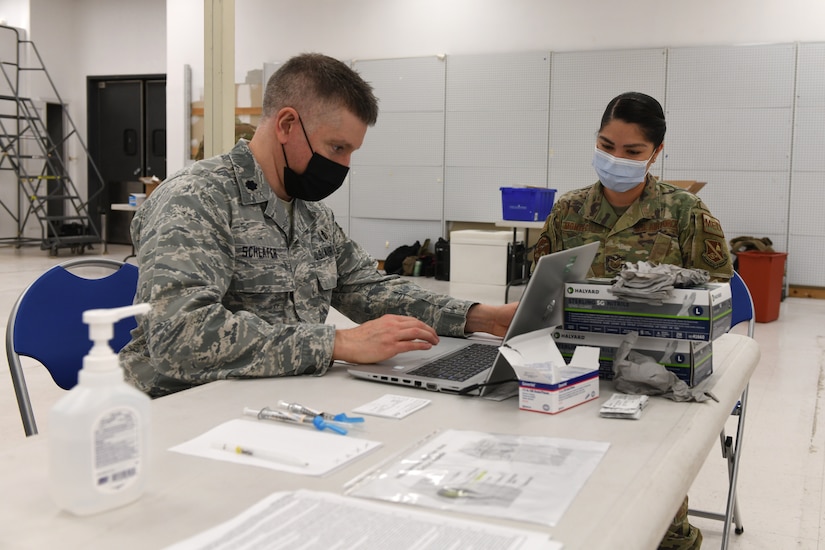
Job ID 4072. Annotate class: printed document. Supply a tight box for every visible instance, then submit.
[165,489,560,550]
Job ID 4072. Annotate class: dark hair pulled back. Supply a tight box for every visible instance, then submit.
[600,92,666,148]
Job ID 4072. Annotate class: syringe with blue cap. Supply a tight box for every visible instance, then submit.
[242,406,353,435]
[275,400,365,424]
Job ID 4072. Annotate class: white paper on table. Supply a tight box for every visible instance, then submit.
[351,393,431,419]
[169,419,381,476]
[164,489,561,550]
[348,429,609,527]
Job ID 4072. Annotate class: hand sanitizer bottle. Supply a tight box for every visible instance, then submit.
[49,303,151,515]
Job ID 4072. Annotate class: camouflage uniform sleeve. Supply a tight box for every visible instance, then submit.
[123,176,336,396]
[683,201,733,281]
[329,222,475,337]
[532,199,567,265]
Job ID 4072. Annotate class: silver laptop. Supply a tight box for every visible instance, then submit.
[347,241,599,396]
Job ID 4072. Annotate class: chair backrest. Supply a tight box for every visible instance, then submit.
[6,258,140,436]
[728,271,755,338]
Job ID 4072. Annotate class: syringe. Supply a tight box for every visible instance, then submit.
[243,406,348,435]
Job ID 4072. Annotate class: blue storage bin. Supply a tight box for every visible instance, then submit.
[500,187,556,222]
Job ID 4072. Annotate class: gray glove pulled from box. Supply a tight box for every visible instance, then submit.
[612,332,716,403]
[610,261,710,304]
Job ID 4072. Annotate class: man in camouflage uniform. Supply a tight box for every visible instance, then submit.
[119,53,516,398]
[533,173,732,281]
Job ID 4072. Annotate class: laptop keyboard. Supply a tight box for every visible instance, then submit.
[408,343,499,382]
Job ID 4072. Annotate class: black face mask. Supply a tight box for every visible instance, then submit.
[282,116,349,201]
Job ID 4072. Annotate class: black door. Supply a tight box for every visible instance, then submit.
[87,75,166,244]
[145,79,167,180]
[98,80,143,184]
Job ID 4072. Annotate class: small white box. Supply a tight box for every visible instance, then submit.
[499,328,600,415]
[450,229,522,286]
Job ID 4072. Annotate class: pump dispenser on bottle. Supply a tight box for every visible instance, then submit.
[49,303,151,515]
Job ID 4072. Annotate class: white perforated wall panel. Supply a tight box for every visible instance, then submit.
[445,52,550,222]
[789,236,825,288]
[548,48,667,196]
[664,169,790,236]
[664,44,796,277]
[349,165,444,220]
[349,56,446,231]
[790,43,825,286]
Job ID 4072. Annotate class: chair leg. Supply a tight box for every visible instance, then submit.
[688,385,749,549]
[8,355,39,436]
[721,384,749,549]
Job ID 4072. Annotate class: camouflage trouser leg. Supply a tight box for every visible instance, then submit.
[658,495,703,549]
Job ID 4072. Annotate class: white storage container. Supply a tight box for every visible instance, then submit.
[450,229,523,286]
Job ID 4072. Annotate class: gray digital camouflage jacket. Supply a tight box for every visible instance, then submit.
[119,140,473,397]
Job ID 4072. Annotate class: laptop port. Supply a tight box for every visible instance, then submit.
[414,381,422,387]
[425,383,438,391]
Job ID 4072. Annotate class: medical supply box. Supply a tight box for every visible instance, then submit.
[517,366,600,415]
[563,281,732,342]
[498,328,600,415]
[552,329,713,387]
[449,230,522,286]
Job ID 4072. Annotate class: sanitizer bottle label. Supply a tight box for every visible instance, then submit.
[93,407,141,493]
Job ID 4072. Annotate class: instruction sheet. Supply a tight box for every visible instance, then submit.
[348,429,609,527]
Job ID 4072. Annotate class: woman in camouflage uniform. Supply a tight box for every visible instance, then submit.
[534,92,732,282]
[534,92,731,549]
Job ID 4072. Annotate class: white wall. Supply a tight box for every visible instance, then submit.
[165,0,825,174]
[30,0,166,201]
[167,0,203,175]
[8,0,825,192]
[0,0,28,29]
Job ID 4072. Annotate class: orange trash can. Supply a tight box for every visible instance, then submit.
[736,250,787,323]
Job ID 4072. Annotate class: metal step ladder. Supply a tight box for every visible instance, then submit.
[0,25,107,255]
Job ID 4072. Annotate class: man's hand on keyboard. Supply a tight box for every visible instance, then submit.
[333,314,440,364]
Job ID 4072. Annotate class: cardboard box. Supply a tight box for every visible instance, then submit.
[140,176,161,198]
[552,329,713,387]
[498,328,600,414]
[563,281,732,342]
[450,230,522,286]
[668,180,707,194]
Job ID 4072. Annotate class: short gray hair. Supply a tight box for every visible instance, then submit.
[262,53,379,127]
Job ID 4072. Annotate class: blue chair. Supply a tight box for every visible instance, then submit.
[5,258,140,436]
[688,271,755,548]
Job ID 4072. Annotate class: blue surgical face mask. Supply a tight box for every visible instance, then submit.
[592,146,653,193]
